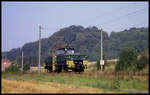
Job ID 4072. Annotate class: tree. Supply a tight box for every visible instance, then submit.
[2,26,148,63]
[5,61,20,73]
[96,57,100,70]
[115,47,138,72]
[23,62,30,71]
[136,50,149,70]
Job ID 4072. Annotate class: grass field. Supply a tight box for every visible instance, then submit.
[1,60,149,94]
[2,78,103,93]
[2,71,148,93]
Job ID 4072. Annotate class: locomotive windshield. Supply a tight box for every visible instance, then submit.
[55,48,74,55]
[66,50,74,54]
[55,50,65,55]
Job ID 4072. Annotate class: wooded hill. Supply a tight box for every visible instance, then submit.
[2,25,148,67]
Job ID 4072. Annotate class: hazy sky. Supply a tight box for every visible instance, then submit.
[2,1,148,52]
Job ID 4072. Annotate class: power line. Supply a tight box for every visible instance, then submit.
[42,27,58,30]
[40,6,147,41]
[96,7,147,27]
[79,3,137,24]
[103,10,147,31]
[112,19,148,31]
[38,6,147,48]
[40,7,147,36]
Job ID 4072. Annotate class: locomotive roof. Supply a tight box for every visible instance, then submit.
[64,53,85,56]
[56,47,74,50]
[55,45,74,50]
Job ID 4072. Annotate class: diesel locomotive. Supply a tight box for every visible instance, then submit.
[44,46,88,72]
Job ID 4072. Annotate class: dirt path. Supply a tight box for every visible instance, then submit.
[119,89,148,93]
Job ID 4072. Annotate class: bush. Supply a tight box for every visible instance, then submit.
[112,77,120,89]
[5,61,20,73]
[23,62,30,71]
[96,57,100,70]
[136,54,148,70]
[115,47,138,72]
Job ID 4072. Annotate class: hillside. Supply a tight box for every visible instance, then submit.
[2,25,148,66]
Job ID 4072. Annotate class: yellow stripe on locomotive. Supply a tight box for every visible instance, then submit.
[52,52,55,71]
[83,60,88,69]
[66,60,75,68]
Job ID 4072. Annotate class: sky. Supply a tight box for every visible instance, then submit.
[2,1,149,52]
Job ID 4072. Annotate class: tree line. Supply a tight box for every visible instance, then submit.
[2,25,149,68]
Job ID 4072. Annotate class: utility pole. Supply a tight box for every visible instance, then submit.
[21,51,24,72]
[3,54,6,71]
[38,25,41,73]
[100,29,104,71]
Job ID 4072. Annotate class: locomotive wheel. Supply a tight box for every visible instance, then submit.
[57,65,62,73]
[80,65,84,72]
[49,69,52,72]
[48,66,53,72]
[64,66,68,72]
[80,67,84,72]
[74,68,78,72]
[75,64,84,72]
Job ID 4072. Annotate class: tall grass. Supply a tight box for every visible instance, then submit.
[2,59,148,92]
[2,72,148,92]
[2,78,102,93]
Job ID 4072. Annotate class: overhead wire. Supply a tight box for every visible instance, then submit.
[39,3,137,33]
[78,3,148,30]
[40,3,148,38]
[100,7,148,33]
[97,7,147,27]
[79,2,136,24]
[112,19,148,31]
